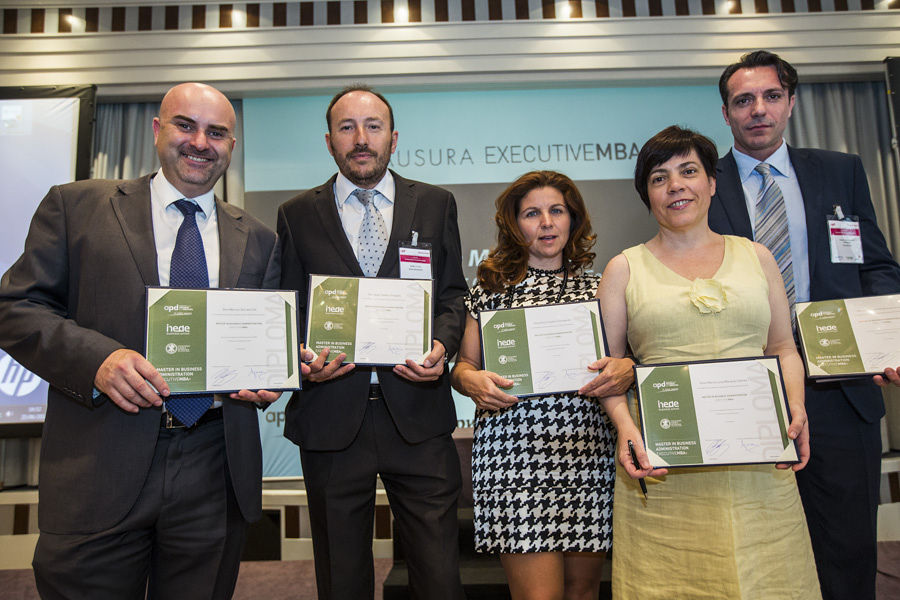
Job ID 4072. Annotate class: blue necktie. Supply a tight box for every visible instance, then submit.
[165,200,213,427]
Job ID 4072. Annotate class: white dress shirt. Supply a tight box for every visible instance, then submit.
[150,169,220,288]
[333,170,395,257]
[150,169,221,407]
[333,170,395,382]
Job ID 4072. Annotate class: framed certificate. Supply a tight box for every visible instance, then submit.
[796,294,900,379]
[306,275,434,366]
[145,287,301,394]
[634,356,798,468]
[478,300,609,397]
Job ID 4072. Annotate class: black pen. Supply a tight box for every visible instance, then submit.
[628,439,649,499]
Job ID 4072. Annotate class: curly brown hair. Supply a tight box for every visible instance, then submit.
[477,171,596,293]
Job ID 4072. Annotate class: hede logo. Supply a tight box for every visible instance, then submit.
[166,324,190,333]
[325,306,344,314]
[816,325,837,333]
[657,399,680,409]
[0,352,41,397]
[497,339,516,348]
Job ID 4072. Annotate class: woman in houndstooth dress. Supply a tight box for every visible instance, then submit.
[451,171,635,600]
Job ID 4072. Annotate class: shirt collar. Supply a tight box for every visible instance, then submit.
[732,141,792,183]
[334,170,395,209]
[151,169,216,217]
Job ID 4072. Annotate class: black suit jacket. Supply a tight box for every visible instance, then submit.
[0,174,279,534]
[710,147,900,422]
[277,171,467,451]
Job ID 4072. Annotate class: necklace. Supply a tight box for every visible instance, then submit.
[527,265,566,275]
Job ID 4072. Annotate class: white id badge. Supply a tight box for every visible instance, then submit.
[827,216,863,264]
[399,241,433,279]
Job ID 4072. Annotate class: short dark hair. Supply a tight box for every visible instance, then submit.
[633,126,718,210]
[325,84,395,132]
[718,50,799,105]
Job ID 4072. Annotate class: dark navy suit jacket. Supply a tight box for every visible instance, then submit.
[709,146,900,422]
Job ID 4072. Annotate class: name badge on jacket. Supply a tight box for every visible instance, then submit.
[827,207,863,264]
[399,231,433,279]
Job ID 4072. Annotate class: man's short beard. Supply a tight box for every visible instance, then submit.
[331,141,391,188]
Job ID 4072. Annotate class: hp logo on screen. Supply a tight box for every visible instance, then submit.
[0,351,41,397]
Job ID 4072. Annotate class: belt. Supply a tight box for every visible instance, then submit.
[161,406,223,430]
[368,384,384,401]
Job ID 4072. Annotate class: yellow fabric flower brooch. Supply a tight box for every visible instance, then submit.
[689,278,727,314]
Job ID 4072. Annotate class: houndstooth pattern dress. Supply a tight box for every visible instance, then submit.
[465,268,615,554]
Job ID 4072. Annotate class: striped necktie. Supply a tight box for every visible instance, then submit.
[165,200,213,427]
[754,163,795,307]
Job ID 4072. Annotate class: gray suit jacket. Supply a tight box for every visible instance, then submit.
[0,174,279,534]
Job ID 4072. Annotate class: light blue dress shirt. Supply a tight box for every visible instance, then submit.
[732,143,811,304]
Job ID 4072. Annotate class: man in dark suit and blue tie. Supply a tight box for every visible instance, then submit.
[278,86,468,599]
[0,82,297,599]
[708,50,900,600]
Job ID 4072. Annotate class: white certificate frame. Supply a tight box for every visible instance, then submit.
[305,275,434,366]
[477,300,609,398]
[144,287,302,394]
[634,356,798,468]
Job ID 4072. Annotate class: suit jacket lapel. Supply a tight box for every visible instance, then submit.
[314,177,365,276]
[217,200,249,288]
[380,172,416,278]
[788,146,824,282]
[715,151,754,239]
[110,174,160,286]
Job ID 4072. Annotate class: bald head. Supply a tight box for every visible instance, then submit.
[159,83,236,132]
[153,82,236,198]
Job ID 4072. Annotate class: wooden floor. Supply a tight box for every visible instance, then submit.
[0,559,394,600]
[2,547,899,599]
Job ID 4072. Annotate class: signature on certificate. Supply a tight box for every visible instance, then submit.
[704,438,729,459]
[212,367,238,386]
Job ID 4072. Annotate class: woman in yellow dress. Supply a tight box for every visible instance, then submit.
[595,126,821,599]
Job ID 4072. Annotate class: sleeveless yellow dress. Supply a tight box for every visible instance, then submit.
[612,235,821,599]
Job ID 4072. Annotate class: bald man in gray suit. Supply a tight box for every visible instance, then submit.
[0,83,297,599]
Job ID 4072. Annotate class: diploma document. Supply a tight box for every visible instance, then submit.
[634,357,797,468]
[145,287,301,394]
[306,275,433,366]
[796,294,900,379]
[478,300,608,397]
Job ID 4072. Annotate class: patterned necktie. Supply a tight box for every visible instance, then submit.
[165,200,213,427]
[354,188,388,277]
[754,163,795,308]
